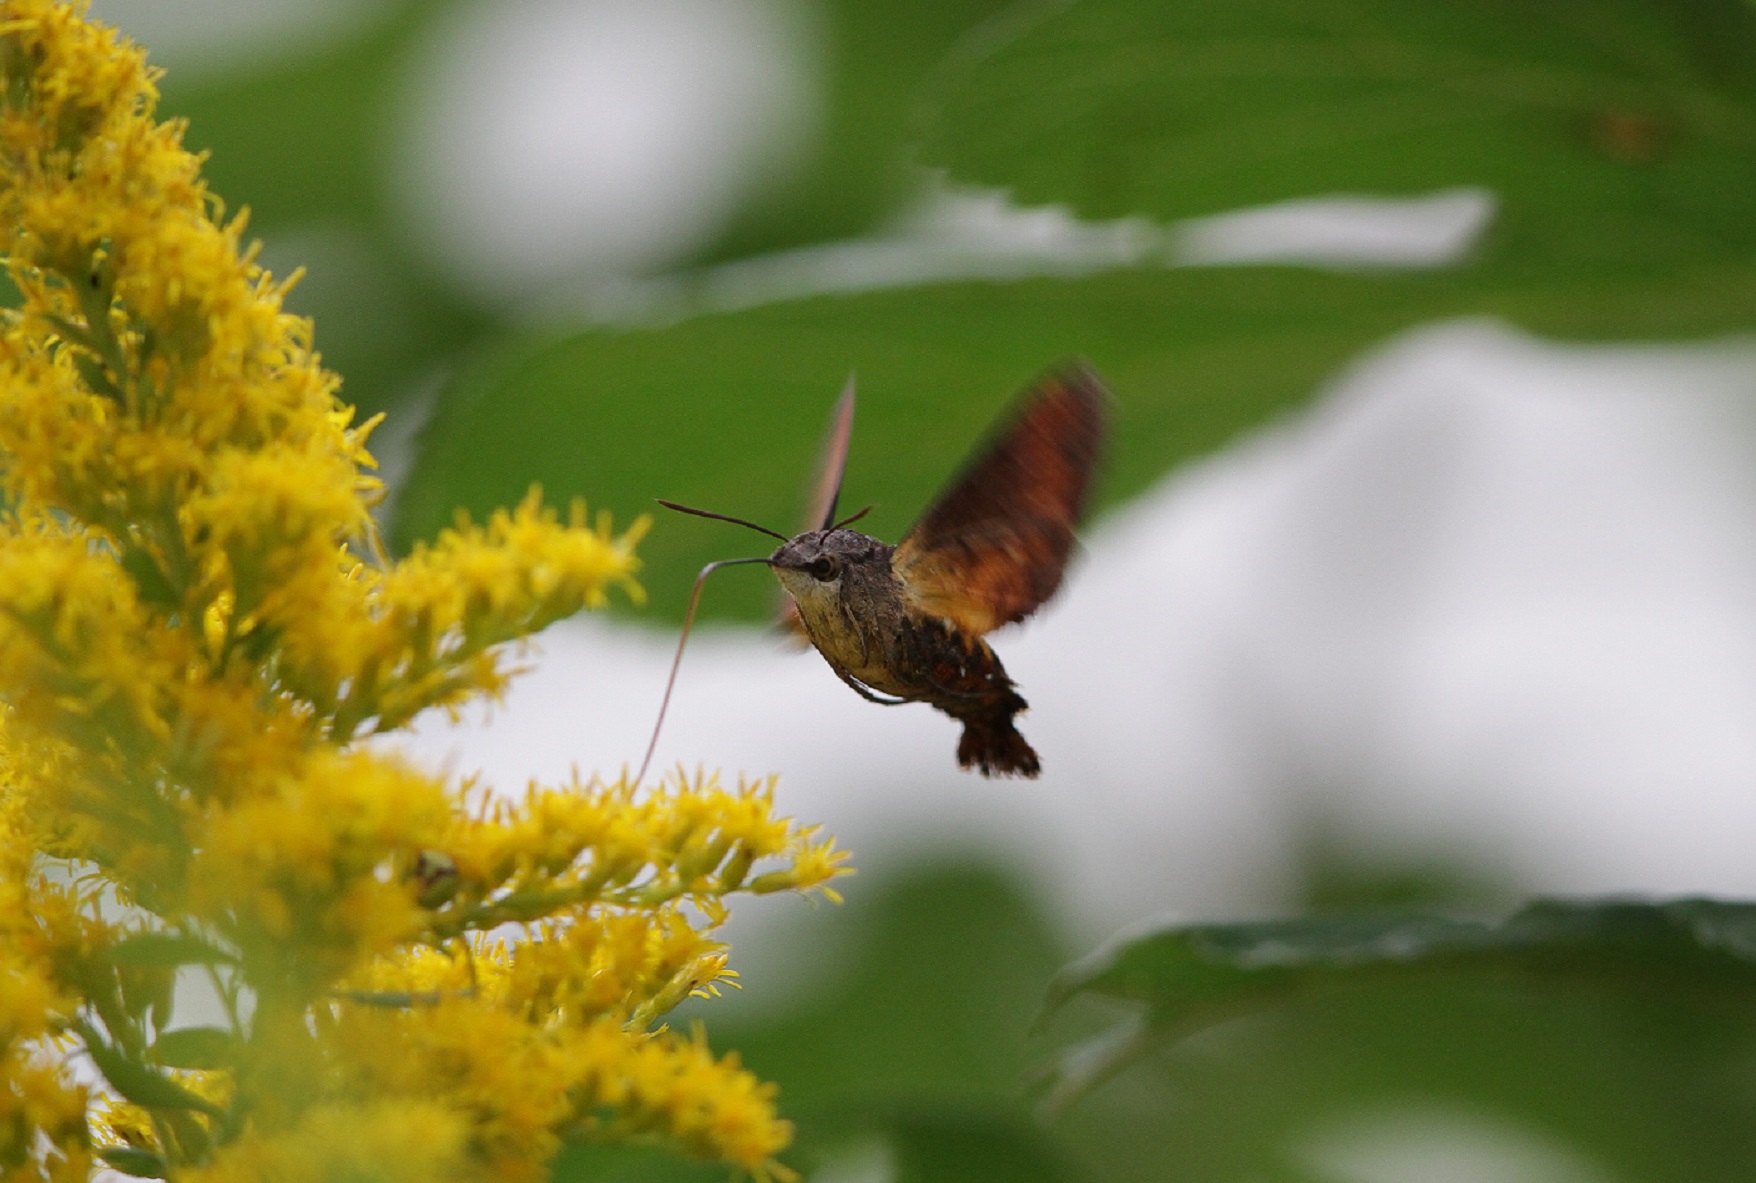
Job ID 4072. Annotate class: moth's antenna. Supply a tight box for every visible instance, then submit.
[831,504,874,530]
[634,556,775,787]
[656,500,788,542]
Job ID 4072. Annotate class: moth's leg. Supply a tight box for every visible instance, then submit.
[823,657,910,705]
[917,675,990,701]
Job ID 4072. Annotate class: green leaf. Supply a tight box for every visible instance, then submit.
[920,0,1756,276]
[82,1030,226,1118]
[1040,898,1756,1112]
[1057,899,1756,1011]
[98,1147,168,1179]
[151,1026,238,1071]
[107,932,236,969]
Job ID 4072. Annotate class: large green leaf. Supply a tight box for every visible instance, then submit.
[1041,898,1756,1115]
[392,251,1756,621]
[920,0,1756,278]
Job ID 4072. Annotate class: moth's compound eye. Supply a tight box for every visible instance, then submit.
[808,555,839,581]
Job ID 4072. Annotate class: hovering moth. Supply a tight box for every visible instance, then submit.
[643,365,1108,780]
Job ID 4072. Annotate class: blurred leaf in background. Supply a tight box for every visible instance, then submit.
[383,0,1756,621]
[920,0,1756,277]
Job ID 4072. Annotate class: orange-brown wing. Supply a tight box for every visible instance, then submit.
[779,376,857,641]
[892,364,1108,637]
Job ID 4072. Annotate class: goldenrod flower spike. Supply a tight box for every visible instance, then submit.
[0,4,848,1180]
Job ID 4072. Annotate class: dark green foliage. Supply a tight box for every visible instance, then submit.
[1053,899,1756,1023]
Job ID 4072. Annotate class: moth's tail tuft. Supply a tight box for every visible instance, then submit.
[956,703,1041,779]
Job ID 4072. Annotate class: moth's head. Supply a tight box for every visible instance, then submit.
[769,528,884,607]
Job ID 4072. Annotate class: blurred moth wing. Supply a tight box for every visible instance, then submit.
[804,374,857,534]
[891,365,1108,638]
[778,374,856,641]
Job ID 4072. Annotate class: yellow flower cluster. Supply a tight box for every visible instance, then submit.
[0,789,90,1182]
[0,3,847,1181]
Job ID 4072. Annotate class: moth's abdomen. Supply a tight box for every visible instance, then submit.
[951,691,1039,778]
[897,616,1041,779]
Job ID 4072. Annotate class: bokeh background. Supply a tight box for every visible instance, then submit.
[92,1,1756,1179]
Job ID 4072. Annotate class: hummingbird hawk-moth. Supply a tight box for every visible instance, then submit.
[641,364,1108,781]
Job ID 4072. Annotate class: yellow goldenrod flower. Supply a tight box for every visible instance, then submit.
[0,3,850,1180]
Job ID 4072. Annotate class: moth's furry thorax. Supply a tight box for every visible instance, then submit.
[770,528,901,689]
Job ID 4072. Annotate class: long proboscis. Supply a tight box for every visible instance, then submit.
[633,556,775,787]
